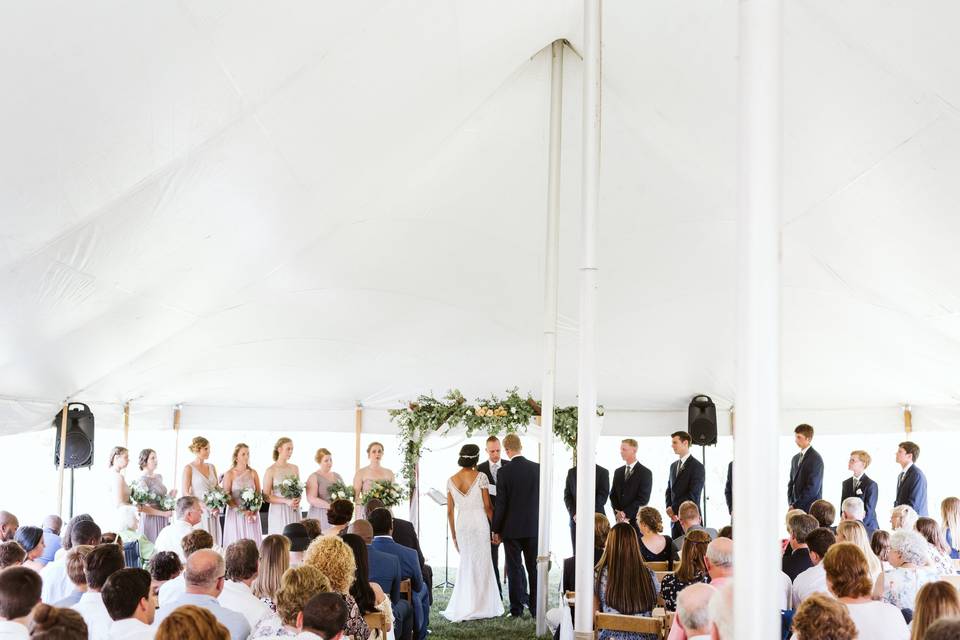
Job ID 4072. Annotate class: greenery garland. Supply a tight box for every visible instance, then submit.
[389,388,603,493]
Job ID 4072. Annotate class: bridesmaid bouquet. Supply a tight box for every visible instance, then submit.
[278,476,304,500]
[239,487,264,512]
[129,482,154,506]
[202,487,229,512]
[361,480,407,507]
[159,495,176,511]
[328,480,355,502]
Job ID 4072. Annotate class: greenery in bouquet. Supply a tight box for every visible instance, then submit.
[327,479,354,503]
[278,476,304,500]
[239,487,264,512]
[202,487,229,512]
[129,482,154,506]
[361,479,407,508]
[159,495,176,511]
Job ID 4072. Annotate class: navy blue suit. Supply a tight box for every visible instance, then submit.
[367,546,412,640]
[563,464,609,546]
[725,461,733,515]
[492,454,540,617]
[840,474,879,535]
[787,447,824,512]
[371,535,429,639]
[894,464,929,517]
[665,456,706,538]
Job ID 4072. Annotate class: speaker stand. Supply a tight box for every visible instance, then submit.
[700,444,708,528]
[69,468,76,519]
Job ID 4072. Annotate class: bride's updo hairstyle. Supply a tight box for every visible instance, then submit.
[457,444,480,468]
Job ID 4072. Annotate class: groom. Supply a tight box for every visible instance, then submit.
[491,433,540,618]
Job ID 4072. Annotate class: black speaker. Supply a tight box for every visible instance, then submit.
[688,395,717,446]
[53,403,95,469]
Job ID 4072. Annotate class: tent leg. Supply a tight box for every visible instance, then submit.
[172,406,182,492]
[57,402,69,518]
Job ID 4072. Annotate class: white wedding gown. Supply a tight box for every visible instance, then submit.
[441,473,505,621]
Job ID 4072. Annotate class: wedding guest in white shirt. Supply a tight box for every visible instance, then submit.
[297,592,350,640]
[0,566,41,639]
[822,542,908,640]
[218,539,270,630]
[41,518,101,604]
[791,527,836,608]
[27,604,88,639]
[158,529,213,607]
[675,583,716,640]
[71,544,126,640]
[101,568,156,640]
[153,497,202,562]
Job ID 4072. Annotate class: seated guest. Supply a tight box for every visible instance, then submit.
[782,513,819,581]
[791,527,836,608]
[15,526,46,572]
[675,583,715,640]
[911,581,960,640]
[369,508,427,640]
[0,512,19,542]
[941,497,960,560]
[42,519,101,604]
[915,517,954,575]
[836,521,882,583]
[153,497,202,561]
[925,617,960,640]
[823,542,908,639]
[660,529,711,612]
[872,529,892,571]
[218,540,270,631]
[665,537,735,640]
[873,530,939,610]
[781,509,806,555]
[303,536,371,640]
[54,545,94,608]
[252,534,291,613]
[250,565,331,638]
[39,515,63,566]
[155,604,230,640]
[114,506,154,564]
[71,543,126,639]
[0,541,25,570]
[299,592,349,640]
[323,501,354,538]
[636,507,678,564]
[342,534,393,639]
[594,522,660,640]
[159,528,214,606]
[348,520,411,640]
[840,497,868,531]
[717,525,732,540]
[0,566,42,636]
[365,498,431,603]
[300,519,322,542]
[546,513,609,634]
[672,501,718,553]
[809,500,836,530]
[707,582,733,640]
[149,551,182,594]
[282,523,311,568]
[28,604,87,639]
[155,549,250,640]
[790,592,857,640]
[890,505,919,532]
[101,568,156,640]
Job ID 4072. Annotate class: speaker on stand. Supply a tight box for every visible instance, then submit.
[688,395,717,526]
[53,403,95,518]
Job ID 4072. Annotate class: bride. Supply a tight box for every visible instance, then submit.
[441,444,505,621]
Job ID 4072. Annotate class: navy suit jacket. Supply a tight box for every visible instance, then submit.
[894,465,929,517]
[665,456,705,514]
[370,536,424,594]
[563,465,610,521]
[725,461,733,515]
[609,462,653,520]
[840,474,879,535]
[492,455,540,539]
[787,447,824,512]
[391,517,426,571]
[367,545,402,604]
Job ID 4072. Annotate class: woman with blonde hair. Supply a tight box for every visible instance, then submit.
[911,580,960,640]
[352,441,395,519]
[252,534,291,612]
[635,507,678,564]
[836,520,882,582]
[659,529,711,612]
[593,522,660,640]
[107,446,133,508]
[221,442,263,547]
[182,436,222,545]
[305,447,344,532]
[304,535,371,640]
[250,565,332,639]
[156,604,229,640]
[822,543,909,639]
[264,437,302,535]
[941,497,960,559]
[916,517,953,575]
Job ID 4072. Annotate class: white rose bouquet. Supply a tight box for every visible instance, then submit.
[328,480,354,502]
[202,487,229,512]
[361,480,407,508]
[278,477,304,500]
[239,487,264,512]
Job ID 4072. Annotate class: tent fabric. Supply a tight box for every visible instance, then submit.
[3,1,960,437]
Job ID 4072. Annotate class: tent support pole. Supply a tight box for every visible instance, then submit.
[355,405,363,475]
[123,402,130,448]
[535,38,565,636]
[574,1,601,637]
[56,401,69,518]
[735,0,782,637]
[903,405,913,434]
[171,406,182,492]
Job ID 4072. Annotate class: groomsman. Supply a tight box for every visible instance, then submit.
[840,450,878,535]
[665,431,705,539]
[609,438,652,536]
[894,441,928,516]
[787,424,824,512]
[477,435,505,598]
[563,461,610,546]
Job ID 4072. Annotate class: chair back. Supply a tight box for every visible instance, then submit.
[595,612,664,638]
[364,611,388,633]
[400,578,413,602]
[123,539,141,568]
[646,561,670,571]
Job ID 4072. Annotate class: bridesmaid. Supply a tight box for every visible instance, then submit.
[107,446,132,508]
[182,436,222,546]
[305,448,343,532]
[137,449,175,542]
[352,442,395,519]
[264,437,301,535]
[222,443,263,547]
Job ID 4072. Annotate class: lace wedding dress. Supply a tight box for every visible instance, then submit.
[441,473,505,621]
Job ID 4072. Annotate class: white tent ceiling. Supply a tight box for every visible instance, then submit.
[3,0,960,436]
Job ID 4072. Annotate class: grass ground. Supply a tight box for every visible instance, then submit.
[428,567,556,640]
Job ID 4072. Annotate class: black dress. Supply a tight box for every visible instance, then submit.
[638,534,678,565]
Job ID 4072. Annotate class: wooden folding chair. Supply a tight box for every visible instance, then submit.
[646,561,670,571]
[400,578,413,603]
[364,611,388,634]
[595,612,664,639]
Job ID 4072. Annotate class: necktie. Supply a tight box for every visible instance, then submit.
[625,465,633,482]
[678,459,685,475]
[491,463,498,483]
[898,471,905,489]
[853,477,859,492]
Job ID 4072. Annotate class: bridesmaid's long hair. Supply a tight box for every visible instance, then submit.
[107,446,128,469]
[138,449,155,471]
[230,443,249,470]
[272,437,292,462]
[342,533,377,614]
[595,522,657,614]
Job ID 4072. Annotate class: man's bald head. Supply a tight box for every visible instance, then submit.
[348,520,374,544]
[705,537,733,579]
[184,549,225,596]
[677,582,716,635]
[0,512,19,541]
[42,515,62,534]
